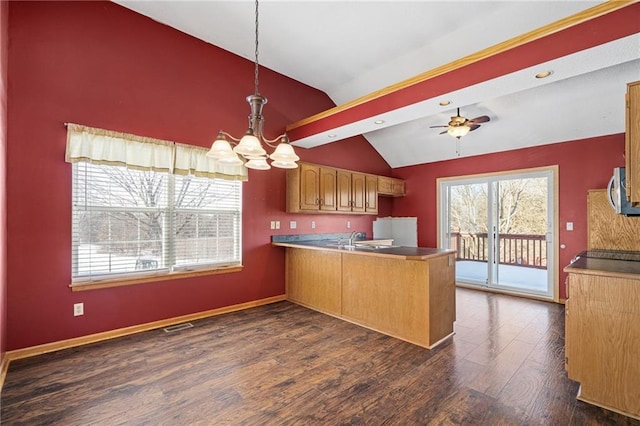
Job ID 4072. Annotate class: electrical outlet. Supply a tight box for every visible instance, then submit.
[347,220,351,229]
[566,222,573,231]
[290,220,297,229]
[73,303,84,317]
[311,221,316,229]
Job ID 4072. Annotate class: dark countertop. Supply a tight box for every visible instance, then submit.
[272,239,455,261]
[564,250,640,279]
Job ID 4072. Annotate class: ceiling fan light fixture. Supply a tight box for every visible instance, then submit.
[447,125,471,139]
[430,107,489,140]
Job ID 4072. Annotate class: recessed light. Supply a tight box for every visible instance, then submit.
[439,100,451,106]
[374,120,384,125]
[328,134,337,138]
[535,70,553,79]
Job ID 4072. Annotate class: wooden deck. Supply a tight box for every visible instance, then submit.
[2,288,637,425]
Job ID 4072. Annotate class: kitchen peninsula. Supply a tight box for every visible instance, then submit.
[272,234,456,349]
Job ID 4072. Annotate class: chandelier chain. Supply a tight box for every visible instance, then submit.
[254,0,260,95]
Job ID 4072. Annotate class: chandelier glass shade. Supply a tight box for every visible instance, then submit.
[206,0,299,170]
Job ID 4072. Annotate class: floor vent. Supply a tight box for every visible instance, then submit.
[163,323,194,333]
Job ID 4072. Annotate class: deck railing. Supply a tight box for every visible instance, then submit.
[450,232,547,269]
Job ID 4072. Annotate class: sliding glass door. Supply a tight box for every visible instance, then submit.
[440,168,555,299]
[448,182,490,286]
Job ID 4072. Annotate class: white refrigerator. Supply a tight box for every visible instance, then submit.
[372,217,418,247]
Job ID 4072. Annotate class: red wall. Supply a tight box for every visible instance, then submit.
[8,1,619,351]
[391,135,625,300]
[6,1,390,351]
[0,0,9,361]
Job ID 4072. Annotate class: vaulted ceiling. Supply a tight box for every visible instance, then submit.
[115,1,640,167]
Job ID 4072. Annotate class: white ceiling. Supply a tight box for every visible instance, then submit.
[114,1,640,168]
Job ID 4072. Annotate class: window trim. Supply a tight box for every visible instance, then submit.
[69,264,244,292]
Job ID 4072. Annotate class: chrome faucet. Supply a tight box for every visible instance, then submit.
[348,231,360,246]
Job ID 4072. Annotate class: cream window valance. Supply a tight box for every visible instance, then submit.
[64,123,248,181]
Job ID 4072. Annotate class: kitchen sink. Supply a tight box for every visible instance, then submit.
[324,242,398,250]
[355,244,399,249]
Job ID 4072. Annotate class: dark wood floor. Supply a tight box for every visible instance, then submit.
[2,288,638,425]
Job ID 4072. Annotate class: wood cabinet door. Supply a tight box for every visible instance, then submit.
[564,280,579,379]
[378,176,393,195]
[365,174,378,213]
[299,163,320,211]
[565,272,640,417]
[319,167,337,211]
[378,176,405,196]
[336,170,353,212]
[351,173,366,213]
[286,249,342,316]
[627,81,640,204]
[392,179,406,196]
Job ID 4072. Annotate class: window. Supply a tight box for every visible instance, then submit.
[66,124,245,284]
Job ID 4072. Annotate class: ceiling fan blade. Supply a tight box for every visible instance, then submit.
[468,115,490,124]
[430,125,449,128]
[439,130,448,135]
[468,124,480,132]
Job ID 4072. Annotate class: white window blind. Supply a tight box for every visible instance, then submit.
[172,173,242,271]
[68,125,243,283]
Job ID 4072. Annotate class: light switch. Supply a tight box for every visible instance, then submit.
[270,221,276,230]
[275,221,280,229]
[290,221,297,229]
[566,222,573,231]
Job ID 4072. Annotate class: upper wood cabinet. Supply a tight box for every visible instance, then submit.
[336,171,376,213]
[626,81,640,204]
[288,163,336,212]
[365,174,378,213]
[337,170,356,212]
[378,176,405,197]
[587,189,640,251]
[287,162,399,215]
[319,167,338,211]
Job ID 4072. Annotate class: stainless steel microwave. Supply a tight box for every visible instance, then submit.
[607,167,640,216]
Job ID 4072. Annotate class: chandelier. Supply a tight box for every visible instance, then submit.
[206,0,300,170]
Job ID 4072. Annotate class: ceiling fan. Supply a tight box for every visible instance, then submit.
[430,108,491,140]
